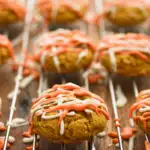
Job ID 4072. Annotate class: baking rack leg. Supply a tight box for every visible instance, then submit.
[61,143,66,150]
[88,137,94,150]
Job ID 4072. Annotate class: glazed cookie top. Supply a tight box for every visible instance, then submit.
[98,33,150,72]
[129,89,150,131]
[33,29,95,61]
[31,83,110,135]
[0,35,14,61]
[0,0,26,21]
[37,0,90,22]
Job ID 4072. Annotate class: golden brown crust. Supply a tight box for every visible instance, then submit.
[31,83,109,143]
[98,33,150,76]
[0,35,14,64]
[105,6,148,26]
[0,47,9,64]
[100,54,150,76]
[33,29,95,73]
[0,0,26,25]
[103,0,149,26]
[43,49,93,73]
[32,112,107,143]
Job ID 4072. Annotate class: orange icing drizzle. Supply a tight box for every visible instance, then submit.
[129,89,150,132]
[88,74,104,83]
[37,0,90,23]
[145,141,150,150]
[0,35,14,62]
[33,29,95,62]
[108,127,136,144]
[31,83,110,125]
[98,33,150,63]
[0,0,26,20]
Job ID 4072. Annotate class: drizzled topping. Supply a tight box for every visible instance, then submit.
[108,127,136,144]
[0,0,26,20]
[98,33,150,72]
[33,29,95,72]
[129,89,150,132]
[31,83,109,135]
[0,35,14,62]
[37,0,89,23]
[34,29,95,55]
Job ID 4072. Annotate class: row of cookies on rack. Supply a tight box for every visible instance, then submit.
[0,26,149,148]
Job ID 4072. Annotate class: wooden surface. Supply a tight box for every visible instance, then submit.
[0,1,149,150]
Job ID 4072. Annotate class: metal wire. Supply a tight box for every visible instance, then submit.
[61,143,66,150]
[3,0,36,149]
[94,0,124,149]
[108,78,124,150]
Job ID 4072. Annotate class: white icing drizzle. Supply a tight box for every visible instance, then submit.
[76,50,88,64]
[97,131,106,137]
[115,143,119,148]
[51,47,61,72]
[139,106,150,113]
[7,118,29,128]
[35,29,93,74]
[60,120,65,135]
[42,112,62,119]
[7,90,21,100]
[84,109,93,114]
[105,47,150,54]
[108,48,117,72]
[132,97,150,116]
[101,35,150,73]
[0,136,15,144]
[8,136,15,144]
[129,118,135,127]
[67,111,76,116]
[20,75,34,89]
[23,135,40,144]
[57,95,65,135]
[139,89,150,96]
[92,142,96,150]
[116,85,127,107]
[128,135,136,150]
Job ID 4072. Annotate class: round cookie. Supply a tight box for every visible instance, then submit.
[30,83,110,143]
[33,29,95,73]
[98,33,150,76]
